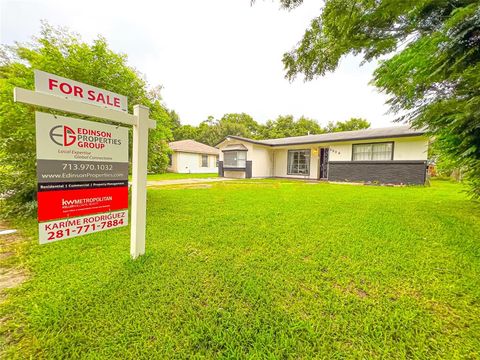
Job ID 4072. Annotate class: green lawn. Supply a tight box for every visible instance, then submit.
[1,179,480,358]
[146,172,218,181]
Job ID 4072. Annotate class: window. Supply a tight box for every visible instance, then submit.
[352,142,393,161]
[201,154,208,167]
[287,150,310,175]
[223,151,246,168]
[168,154,172,166]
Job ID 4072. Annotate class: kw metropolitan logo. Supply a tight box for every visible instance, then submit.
[49,125,76,146]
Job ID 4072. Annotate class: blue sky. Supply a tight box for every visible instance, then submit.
[1,0,396,127]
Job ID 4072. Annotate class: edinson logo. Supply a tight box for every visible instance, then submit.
[49,125,76,146]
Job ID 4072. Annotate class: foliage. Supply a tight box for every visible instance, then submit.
[0,23,175,217]
[173,124,199,142]
[2,179,480,357]
[145,86,175,173]
[277,0,480,197]
[174,113,260,146]
[260,115,323,138]
[203,113,257,145]
[429,139,464,179]
[325,118,370,132]
[220,113,261,136]
[174,114,331,144]
[168,109,181,129]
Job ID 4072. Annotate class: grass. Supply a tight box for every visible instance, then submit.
[146,172,218,181]
[1,179,480,358]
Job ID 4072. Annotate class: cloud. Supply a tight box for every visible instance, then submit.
[1,0,395,127]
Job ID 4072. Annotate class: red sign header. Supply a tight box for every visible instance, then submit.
[34,70,128,112]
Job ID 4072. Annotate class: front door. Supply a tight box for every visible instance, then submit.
[319,148,329,179]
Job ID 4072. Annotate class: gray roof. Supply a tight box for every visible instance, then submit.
[223,126,425,147]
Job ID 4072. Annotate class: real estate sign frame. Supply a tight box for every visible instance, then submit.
[13,70,155,258]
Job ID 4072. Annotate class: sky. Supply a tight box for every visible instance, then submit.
[0,0,396,128]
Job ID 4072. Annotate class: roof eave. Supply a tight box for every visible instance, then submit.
[268,132,427,147]
[218,132,426,148]
[171,149,219,155]
[215,135,272,147]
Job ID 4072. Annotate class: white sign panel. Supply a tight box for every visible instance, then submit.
[34,70,128,112]
[38,210,128,244]
[35,111,129,244]
[35,112,129,163]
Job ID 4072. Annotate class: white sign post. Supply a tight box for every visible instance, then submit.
[14,70,155,259]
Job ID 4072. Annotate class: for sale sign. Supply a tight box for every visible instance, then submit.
[36,112,129,244]
[34,70,128,112]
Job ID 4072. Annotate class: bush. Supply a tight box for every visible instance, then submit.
[0,23,173,218]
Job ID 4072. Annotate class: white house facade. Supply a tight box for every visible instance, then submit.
[168,140,219,174]
[216,126,429,184]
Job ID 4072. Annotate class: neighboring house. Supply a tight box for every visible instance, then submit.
[168,140,219,174]
[216,126,429,184]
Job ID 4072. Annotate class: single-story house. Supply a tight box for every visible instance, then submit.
[216,126,429,184]
[168,140,219,174]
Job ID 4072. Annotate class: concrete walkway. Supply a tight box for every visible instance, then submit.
[147,177,234,187]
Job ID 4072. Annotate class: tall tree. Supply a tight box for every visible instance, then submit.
[173,125,199,141]
[219,113,261,137]
[196,116,224,146]
[0,23,174,216]
[262,115,323,138]
[174,113,260,146]
[325,118,371,132]
[276,0,480,196]
[296,116,325,135]
[168,109,181,129]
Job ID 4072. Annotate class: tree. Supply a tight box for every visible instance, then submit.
[173,125,199,141]
[261,115,323,138]
[296,116,325,135]
[325,118,371,132]
[276,0,480,197]
[145,86,176,173]
[219,113,261,137]
[429,141,463,180]
[196,116,223,146]
[168,109,181,129]
[0,23,174,217]
[175,113,260,146]
[173,113,324,143]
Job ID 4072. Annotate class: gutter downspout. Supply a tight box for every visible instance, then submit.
[271,150,275,178]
